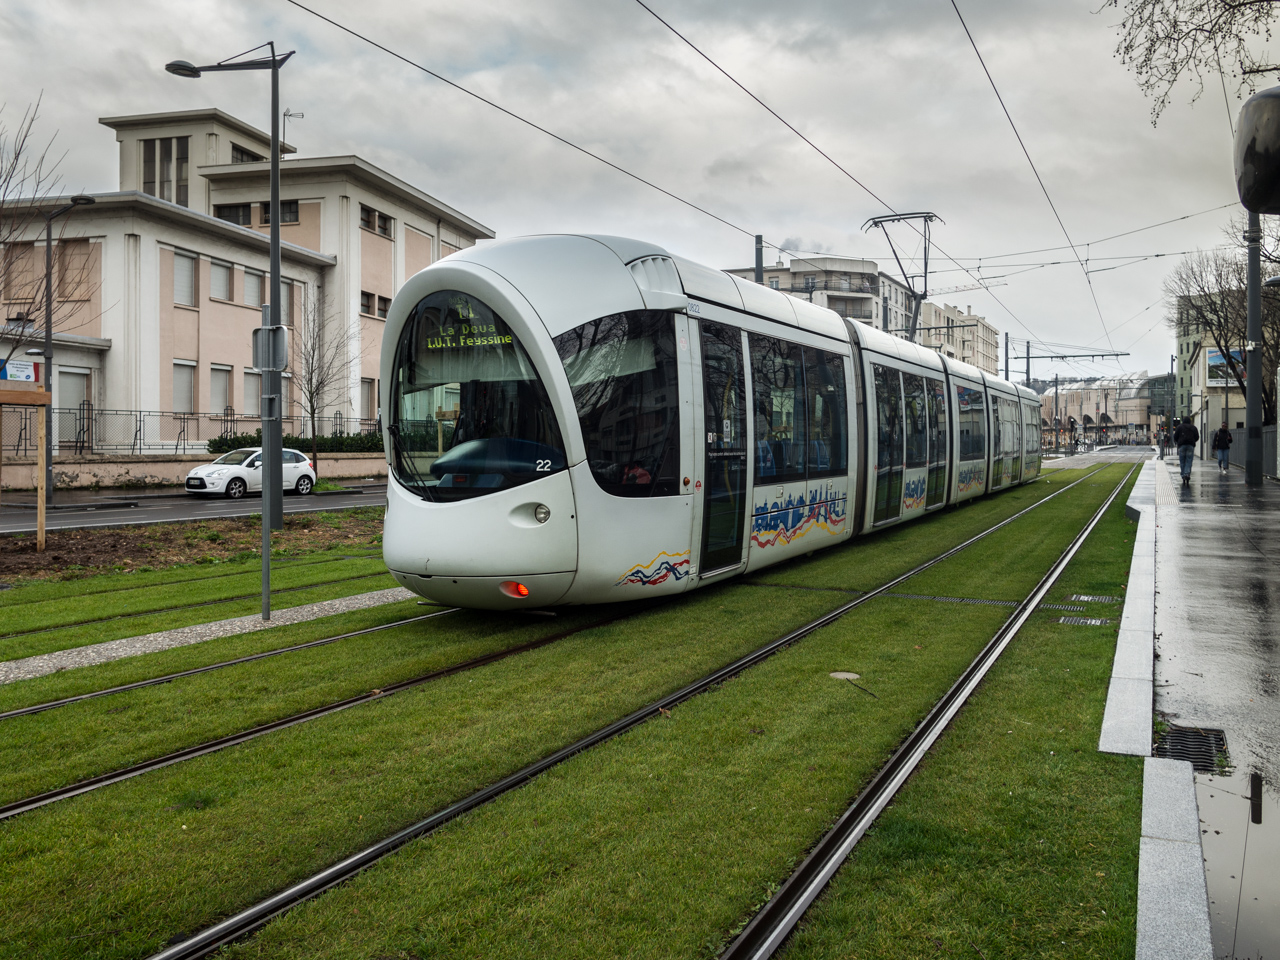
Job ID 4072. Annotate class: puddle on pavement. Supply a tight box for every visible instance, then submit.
[1196,770,1280,959]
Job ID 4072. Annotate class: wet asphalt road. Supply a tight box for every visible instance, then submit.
[1153,455,1280,958]
[0,488,387,534]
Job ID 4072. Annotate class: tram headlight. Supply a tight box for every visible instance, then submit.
[534,504,551,524]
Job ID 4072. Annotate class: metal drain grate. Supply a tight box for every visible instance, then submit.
[1155,725,1228,773]
[1040,603,1087,612]
[1069,595,1119,603]
[886,593,1018,607]
[1058,616,1112,626]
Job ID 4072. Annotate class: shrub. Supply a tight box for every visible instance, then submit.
[207,430,384,455]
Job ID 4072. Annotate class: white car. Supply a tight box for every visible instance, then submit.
[185,447,317,498]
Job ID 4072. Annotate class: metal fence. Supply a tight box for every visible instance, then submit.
[0,404,378,458]
[1228,425,1279,477]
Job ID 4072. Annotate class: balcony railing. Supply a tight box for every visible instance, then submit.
[782,279,878,295]
[0,403,379,458]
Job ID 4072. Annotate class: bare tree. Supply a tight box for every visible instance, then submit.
[1106,0,1280,121]
[1166,225,1279,423]
[289,289,359,477]
[0,98,98,383]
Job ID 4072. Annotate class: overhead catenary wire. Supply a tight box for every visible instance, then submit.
[628,0,1042,339]
[947,0,1114,350]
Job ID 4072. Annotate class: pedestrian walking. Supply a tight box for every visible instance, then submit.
[1211,422,1233,474]
[1158,427,1168,460]
[1173,418,1199,486]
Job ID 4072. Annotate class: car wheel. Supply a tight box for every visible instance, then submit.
[225,478,248,499]
[295,475,314,496]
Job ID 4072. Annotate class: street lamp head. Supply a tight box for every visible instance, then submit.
[165,60,202,79]
[69,195,95,207]
[1264,275,1280,288]
[24,348,43,357]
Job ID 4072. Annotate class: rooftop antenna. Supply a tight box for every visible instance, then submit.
[282,107,304,147]
[862,211,940,342]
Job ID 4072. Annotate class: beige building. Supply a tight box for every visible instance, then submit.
[0,107,492,450]
[916,301,999,375]
[725,255,1000,375]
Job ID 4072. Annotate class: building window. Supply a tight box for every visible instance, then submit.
[360,378,376,421]
[377,295,391,319]
[260,200,299,225]
[215,204,252,226]
[211,365,232,414]
[441,241,460,258]
[244,371,261,415]
[142,137,190,207]
[769,278,779,290]
[173,362,195,413]
[231,143,264,163]
[174,252,196,306]
[360,204,392,237]
[360,290,374,316]
[275,280,293,325]
[244,271,263,308]
[211,261,231,301]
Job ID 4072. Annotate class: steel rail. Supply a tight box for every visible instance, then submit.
[0,571,393,643]
[143,464,1116,960]
[0,608,458,722]
[718,464,1137,960]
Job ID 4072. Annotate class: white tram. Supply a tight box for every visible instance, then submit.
[381,235,1042,610]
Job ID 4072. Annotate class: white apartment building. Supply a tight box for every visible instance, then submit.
[917,301,1000,376]
[0,107,492,441]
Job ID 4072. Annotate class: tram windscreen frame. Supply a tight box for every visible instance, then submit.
[553,310,682,498]
[388,289,566,502]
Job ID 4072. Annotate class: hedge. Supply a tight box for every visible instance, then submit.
[207,429,384,455]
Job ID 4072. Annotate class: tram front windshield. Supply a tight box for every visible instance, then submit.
[389,290,566,502]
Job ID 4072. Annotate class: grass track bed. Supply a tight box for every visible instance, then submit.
[0,561,396,663]
[778,470,1144,959]
[0,467,1125,958]
[0,608,619,807]
[213,470,1136,958]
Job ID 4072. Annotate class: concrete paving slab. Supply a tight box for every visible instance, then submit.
[1111,627,1154,682]
[1099,676,1153,755]
[1142,757,1201,843]
[1136,835,1213,960]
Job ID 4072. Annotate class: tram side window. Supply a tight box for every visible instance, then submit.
[554,310,681,497]
[389,290,565,503]
[1026,408,1041,453]
[873,364,904,472]
[1002,398,1021,456]
[749,335,807,483]
[925,377,947,506]
[955,384,986,461]
[803,348,848,478]
[903,373,928,469]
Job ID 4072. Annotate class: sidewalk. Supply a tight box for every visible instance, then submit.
[1152,456,1280,958]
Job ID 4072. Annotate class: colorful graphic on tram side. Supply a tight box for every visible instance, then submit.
[615,550,692,586]
[902,476,927,511]
[956,462,985,495]
[751,490,847,548]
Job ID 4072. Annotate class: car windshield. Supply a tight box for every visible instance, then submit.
[213,449,257,466]
[389,290,566,502]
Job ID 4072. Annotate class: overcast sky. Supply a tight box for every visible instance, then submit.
[0,0,1254,379]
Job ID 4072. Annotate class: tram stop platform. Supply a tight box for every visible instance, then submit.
[1096,451,1279,960]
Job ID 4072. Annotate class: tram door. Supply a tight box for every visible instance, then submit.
[698,320,749,573]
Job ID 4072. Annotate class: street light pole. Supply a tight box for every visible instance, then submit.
[40,196,95,497]
[167,43,293,620]
[1244,212,1264,485]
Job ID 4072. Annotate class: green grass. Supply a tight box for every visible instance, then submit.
[0,606,616,806]
[200,470,1140,959]
[777,469,1144,959]
[0,558,396,662]
[0,469,1133,959]
[0,585,847,960]
[0,546,379,607]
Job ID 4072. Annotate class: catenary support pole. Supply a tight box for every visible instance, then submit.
[1004,331,1009,380]
[1245,212,1264,485]
[754,234,763,284]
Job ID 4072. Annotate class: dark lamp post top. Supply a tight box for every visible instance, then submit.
[69,195,95,206]
[165,60,202,78]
